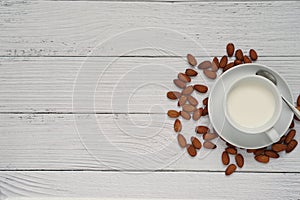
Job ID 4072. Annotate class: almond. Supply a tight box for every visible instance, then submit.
[203,132,218,140]
[249,49,258,61]
[264,150,279,158]
[289,120,294,128]
[177,134,187,148]
[203,141,216,149]
[191,136,202,149]
[195,126,209,134]
[297,95,300,106]
[174,119,182,132]
[192,108,202,121]
[178,73,191,83]
[277,135,286,144]
[180,110,191,120]
[167,110,180,118]
[255,155,269,163]
[286,140,298,153]
[226,147,237,155]
[203,69,217,79]
[173,79,186,89]
[178,95,187,106]
[219,56,228,68]
[235,49,244,61]
[226,43,235,57]
[212,57,220,69]
[202,97,208,106]
[194,84,208,93]
[225,164,237,176]
[243,55,252,63]
[182,85,194,95]
[202,106,208,116]
[185,68,198,77]
[187,96,198,106]
[198,60,212,69]
[235,154,244,168]
[254,148,266,156]
[246,149,256,153]
[187,144,197,157]
[223,62,234,72]
[272,143,287,152]
[167,91,181,100]
[222,151,230,165]
[187,54,197,66]
[182,104,197,112]
[211,61,219,72]
[234,59,243,66]
[285,129,296,144]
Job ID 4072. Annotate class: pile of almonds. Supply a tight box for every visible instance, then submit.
[167,43,299,176]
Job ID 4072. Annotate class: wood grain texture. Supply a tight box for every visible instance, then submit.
[0,172,299,199]
[0,1,299,57]
[0,113,299,171]
[0,57,299,113]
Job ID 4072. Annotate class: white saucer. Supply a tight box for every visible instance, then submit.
[208,63,294,149]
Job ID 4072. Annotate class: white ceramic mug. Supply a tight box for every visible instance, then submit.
[224,75,282,142]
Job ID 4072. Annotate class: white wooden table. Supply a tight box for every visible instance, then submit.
[0,0,300,199]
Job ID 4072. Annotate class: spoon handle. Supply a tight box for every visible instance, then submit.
[281,96,300,119]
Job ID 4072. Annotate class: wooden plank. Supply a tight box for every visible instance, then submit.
[1,171,299,199]
[0,113,299,171]
[0,57,299,113]
[0,1,299,57]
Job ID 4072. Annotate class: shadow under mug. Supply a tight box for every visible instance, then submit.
[223,75,282,142]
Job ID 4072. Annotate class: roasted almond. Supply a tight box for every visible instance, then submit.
[235,154,244,168]
[203,132,218,140]
[202,97,208,106]
[174,119,182,132]
[198,60,212,69]
[226,43,235,57]
[182,104,197,112]
[167,91,181,100]
[235,49,244,61]
[254,148,266,156]
[194,84,208,93]
[243,55,252,63]
[187,96,198,106]
[178,73,191,83]
[219,56,228,68]
[277,135,286,144]
[212,57,220,68]
[225,164,237,176]
[195,126,209,134]
[264,150,279,158]
[222,151,230,165]
[185,68,198,77]
[223,62,234,72]
[191,136,202,149]
[289,120,294,128]
[187,54,197,66]
[272,143,287,152]
[249,49,258,61]
[178,95,187,106]
[297,95,300,106]
[182,85,194,95]
[203,141,216,149]
[177,134,187,148]
[226,147,237,155]
[285,129,296,144]
[234,59,243,66]
[203,69,217,79]
[193,108,202,121]
[180,110,191,120]
[187,144,197,157]
[167,110,180,118]
[202,106,208,116]
[255,155,269,163]
[173,79,186,89]
[246,149,256,153]
[286,140,298,153]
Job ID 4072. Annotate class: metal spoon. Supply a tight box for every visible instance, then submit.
[256,69,300,119]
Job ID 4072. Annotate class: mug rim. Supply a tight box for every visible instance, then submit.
[223,74,282,134]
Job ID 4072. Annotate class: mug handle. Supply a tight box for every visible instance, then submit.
[265,128,280,142]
